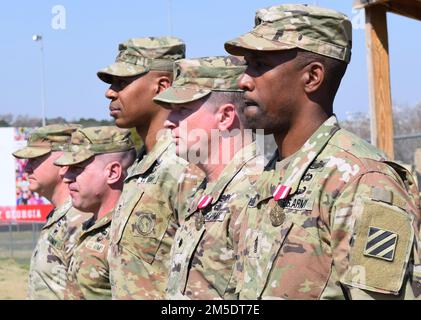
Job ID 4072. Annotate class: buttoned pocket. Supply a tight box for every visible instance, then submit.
[120,186,174,265]
[167,222,205,297]
[260,221,332,299]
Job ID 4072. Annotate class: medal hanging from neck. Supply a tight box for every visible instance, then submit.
[273,184,291,201]
[270,184,290,227]
[195,195,213,230]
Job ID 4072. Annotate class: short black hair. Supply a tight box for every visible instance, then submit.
[294,49,348,100]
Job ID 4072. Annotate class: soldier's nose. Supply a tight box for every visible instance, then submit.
[164,119,176,130]
[105,87,118,100]
[238,73,255,92]
[62,171,76,184]
[58,166,69,179]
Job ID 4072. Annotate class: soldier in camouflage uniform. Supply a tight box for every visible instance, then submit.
[225,4,421,299]
[154,56,265,299]
[55,126,136,299]
[12,124,93,300]
[98,37,204,299]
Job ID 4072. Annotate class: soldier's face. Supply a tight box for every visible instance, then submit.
[24,152,65,198]
[164,98,218,161]
[237,49,300,134]
[63,157,106,213]
[105,73,160,128]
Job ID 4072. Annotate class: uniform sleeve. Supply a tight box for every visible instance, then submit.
[330,170,419,299]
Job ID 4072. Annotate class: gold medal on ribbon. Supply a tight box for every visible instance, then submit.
[195,212,205,231]
[269,205,285,227]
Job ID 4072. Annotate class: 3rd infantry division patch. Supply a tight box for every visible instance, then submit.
[363,226,398,262]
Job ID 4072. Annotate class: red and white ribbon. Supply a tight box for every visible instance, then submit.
[273,185,291,201]
[197,195,213,209]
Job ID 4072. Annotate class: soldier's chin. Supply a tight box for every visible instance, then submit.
[70,195,80,207]
[114,117,132,129]
[175,145,188,161]
[28,181,40,194]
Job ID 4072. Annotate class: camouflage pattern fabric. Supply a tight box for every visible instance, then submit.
[225,4,352,63]
[13,124,80,159]
[65,211,113,300]
[153,55,246,104]
[234,116,421,299]
[167,142,264,299]
[27,199,94,299]
[97,37,186,84]
[108,130,204,299]
[55,126,134,166]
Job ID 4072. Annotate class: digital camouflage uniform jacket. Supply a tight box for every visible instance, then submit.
[27,199,93,299]
[235,116,421,300]
[167,142,264,299]
[65,210,112,300]
[108,131,203,299]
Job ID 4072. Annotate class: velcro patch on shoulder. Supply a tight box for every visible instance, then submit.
[342,198,414,295]
[371,186,407,210]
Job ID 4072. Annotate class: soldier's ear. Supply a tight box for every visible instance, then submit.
[155,75,172,94]
[217,103,237,131]
[106,161,122,185]
[302,61,324,94]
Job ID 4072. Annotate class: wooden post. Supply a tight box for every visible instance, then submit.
[365,5,394,159]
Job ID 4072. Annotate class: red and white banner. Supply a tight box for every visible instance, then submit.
[0,127,52,223]
[0,205,53,223]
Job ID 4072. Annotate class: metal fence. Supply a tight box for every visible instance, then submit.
[394,133,421,165]
[0,222,43,260]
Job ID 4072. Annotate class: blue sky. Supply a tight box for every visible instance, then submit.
[1,0,420,122]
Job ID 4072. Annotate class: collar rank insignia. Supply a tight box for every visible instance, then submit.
[273,184,292,201]
[363,226,398,262]
[197,195,213,210]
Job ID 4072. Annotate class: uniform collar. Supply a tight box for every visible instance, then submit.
[81,209,113,236]
[126,130,173,179]
[188,142,258,215]
[42,198,72,229]
[252,115,340,206]
[281,115,340,195]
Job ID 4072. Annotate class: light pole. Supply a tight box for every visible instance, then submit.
[32,34,47,127]
[167,0,173,35]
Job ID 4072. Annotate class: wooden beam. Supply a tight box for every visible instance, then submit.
[354,0,388,10]
[388,0,421,21]
[354,0,421,21]
[365,5,395,159]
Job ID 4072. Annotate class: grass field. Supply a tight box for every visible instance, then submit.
[0,228,39,300]
[0,257,29,299]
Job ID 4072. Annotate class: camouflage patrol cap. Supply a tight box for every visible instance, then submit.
[12,124,80,159]
[153,56,246,104]
[97,36,186,84]
[225,4,352,63]
[54,126,135,166]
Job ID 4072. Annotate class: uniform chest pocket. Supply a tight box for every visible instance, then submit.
[120,186,174,265]
[260,221,332,300]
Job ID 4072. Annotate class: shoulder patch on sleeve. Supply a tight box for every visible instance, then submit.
[342,198,414,295]
[363,226,398,261]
